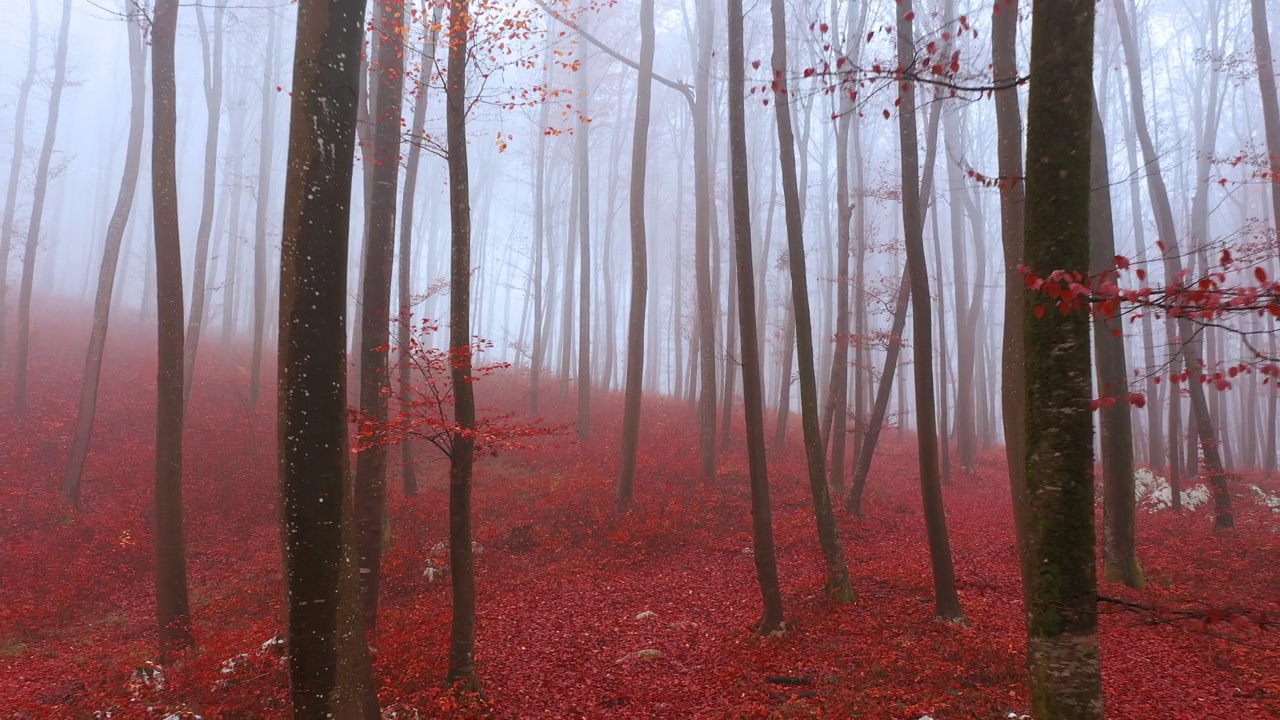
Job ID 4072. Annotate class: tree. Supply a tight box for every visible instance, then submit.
[62,0,148,510]
[993,0,1030,587]
[444,0,480,690]
[693,0,717,481]
[13,0,72,413]
[182,0,227,408]
[354,0,408,631]
[277,0,379,713]
[250,11,279,406]
[0,0,38,369]
[1254,0,1280,479]
[150,0,193,662]
[1090,98,1143,589]
[769,0,853,603]
[727,0,784,635]
[1023,0,1104,713]
[398,5,444,499]
[616,0,655,510]
[1112,0,1233,531]
[575,15,592,441]
[895,0,963,623]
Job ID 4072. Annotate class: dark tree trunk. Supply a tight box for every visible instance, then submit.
[1253,0,1280,479]
[576,26,592,440]
[769,0,853,602]
[993,0,1031,583]
[1090,99,1143,589]
[0,0,38,368]
[1023,0,1104,714]
[694,0,717,480]
[895,0,963,623]
[616,0,656,510]
[251,14,279,406]
[277,0,380,713]
[445,0,480,689]
[150,0,193,662]
[728,0,785,633]
[397,7,442,498]
[182,0,227,409]
[354,0,407,629]
[13,0,72,413]
[62,1,147,509]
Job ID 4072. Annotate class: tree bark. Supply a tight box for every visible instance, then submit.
[694,0,717,479]
[251,13,279,406]
[12,0,72,413]
[62,1,147,510]
[277,0,380,713]
[895,0,964,622]
[150,0,193,662]
[1023,0,1104,714]
[1090,99,1144,589]
[182,0,227,409]
[445,0,480,689]
[354,0,407,629]
[0,0,38,369]
[1253,0,1280,480]
[728,0,785,634]
[576,18,592,440]
[770,0,853,602]
[993,0,1031,584]
[616,0,656,510]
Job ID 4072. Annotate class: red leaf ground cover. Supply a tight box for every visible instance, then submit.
[1,313,1277,718]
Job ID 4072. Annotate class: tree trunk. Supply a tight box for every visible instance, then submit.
[1023,0,1104,714]
[1113,0,1232,530]
[530,57,551,415]
[769,0,853,603]
[1253,0,1280,479]
[1090,98,1143,589]
[62,1,147,510]
[182,0,227,409]
[0,0,38,369]
[445,0,480,689]
[278,0,380,712]
[150,0,193,662]
[397,7,442,498]
[576,20,592,440]
[251,14,279,406]
[12,0,72,413]
[993,0,1031,585]
[354,0,407,629]
[694,0,717,480]
[930,206,952,486]
[728,0,785,633]
[615,0,656,510]
[896,0,963,623]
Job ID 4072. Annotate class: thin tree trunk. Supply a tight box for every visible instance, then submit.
[694,0,717,479]
[993,0,1030,583]
[530,57,551,415]
[12,0,72,413]
[576,20,592,440]
[1090,98,1143,589]
[1114,0,1232,530]
[62,1,147,509]
[354,0,407,629]
[397,7,442,498]
[1253,0,1280,479]
[616,0,655,509]
[0,0,39,369]
[150,0,193,662]
[445,0,480,689]
[930,206,952,486]
[729,0,785,633]
[250,14,279,405]
[1023,0,1104,713]
[278,0,380,711]
[182,0,227,408]
[896,0,963,622]
[770,0,853,602]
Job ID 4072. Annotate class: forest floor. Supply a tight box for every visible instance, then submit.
[1,311,1278,719]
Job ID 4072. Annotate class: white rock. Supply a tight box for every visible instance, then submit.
[635,611,657,621]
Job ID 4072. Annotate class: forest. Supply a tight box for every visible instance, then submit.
[0,0,1277,717]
